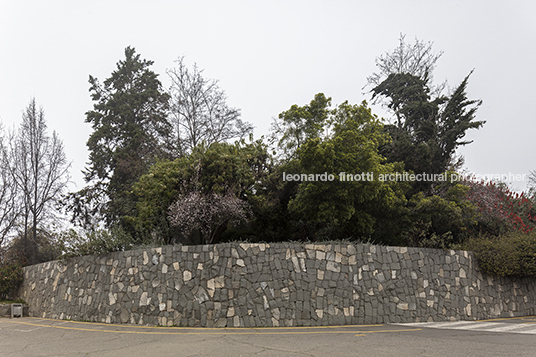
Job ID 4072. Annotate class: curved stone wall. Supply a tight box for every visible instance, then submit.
[18,243,536,327]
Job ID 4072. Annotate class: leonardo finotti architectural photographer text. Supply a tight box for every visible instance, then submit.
[282,172,528,183]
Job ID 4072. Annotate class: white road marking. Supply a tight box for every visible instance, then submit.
[397,320,536,335]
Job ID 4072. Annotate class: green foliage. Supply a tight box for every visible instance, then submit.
[128,157,187,243]
[373,72,484,194]
[287,100,408,241]
[131,139,270,244]
[463,231,536,277]
[272,93,332,158]
[0,262,23,301]
[57,226,134,259]
[241,162,300,243]
[399,178,478,249]
[78,46,171,229]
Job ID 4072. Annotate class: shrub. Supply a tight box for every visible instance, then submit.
[58,226,134,259]
[169,190,251,245]
[400,180,478,249]
[0,262,23,301]
[463,231,536,277]
[464,180,535,235]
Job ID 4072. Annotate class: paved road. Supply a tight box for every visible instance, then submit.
[399,316,536,334]
[1,316,536,356]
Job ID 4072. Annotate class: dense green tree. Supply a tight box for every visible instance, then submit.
[367,36,484,194]
[372,72,483,193]
[70,47,171,230]
[131,139,270,244]
[287,99,408,242]
[271,93,331,159]
[400,178,478,248]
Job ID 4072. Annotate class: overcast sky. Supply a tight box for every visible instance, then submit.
[1,0,535,192]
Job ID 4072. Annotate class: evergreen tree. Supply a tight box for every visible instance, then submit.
[368,36,484,194]
[72,47,171,230]
[372,72,483,194]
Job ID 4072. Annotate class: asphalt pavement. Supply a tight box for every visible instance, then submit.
[1,316,536,356]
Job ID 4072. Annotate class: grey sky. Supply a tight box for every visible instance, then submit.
[1,0,535,191]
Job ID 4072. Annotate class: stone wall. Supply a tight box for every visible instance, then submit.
[17,243,536,327]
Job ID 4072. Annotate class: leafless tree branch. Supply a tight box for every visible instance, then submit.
[167,57,253,156]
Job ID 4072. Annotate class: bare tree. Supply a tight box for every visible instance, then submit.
[365,34,447,102]
[0,129,19,261]
[167,57,253,155]
[529,170,536,198]
[9,99,70,264]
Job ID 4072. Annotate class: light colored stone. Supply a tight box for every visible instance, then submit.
[139,292,148,306]
[299,258,307,272]
[326,261,340,273]
[227,307,235,317]
[271,307,280,320]
[143,251,149,265]
[291,256,300,272]
[108,292,116,305]
[316,251,326,260]
[397,302,409,310]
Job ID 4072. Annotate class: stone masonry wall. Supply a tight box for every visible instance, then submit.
[18,243,536,327]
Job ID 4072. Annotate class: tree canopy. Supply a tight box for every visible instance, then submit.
[76,47,171,230]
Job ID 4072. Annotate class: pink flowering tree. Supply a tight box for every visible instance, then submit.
[168,189,250,244]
